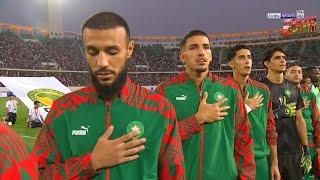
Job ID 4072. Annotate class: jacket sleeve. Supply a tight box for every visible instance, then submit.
[177,115,202,141]
[266,91,278,145]
[0,124,38,180]
[32,101,96,179]
[158,100,186,180]
[234,91,256,180]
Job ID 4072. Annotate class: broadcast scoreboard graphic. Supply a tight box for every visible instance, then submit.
[267,10,317,37]
[281,16,317,36]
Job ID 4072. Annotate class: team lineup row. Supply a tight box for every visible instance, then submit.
[1,11,320,180]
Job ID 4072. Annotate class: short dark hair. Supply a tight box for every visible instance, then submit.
[82,12,130,41]
[7,92,14,97]
[34,100,40,105]
[263,46,286,62]
[180,29,209,48]
[227,44,250,61]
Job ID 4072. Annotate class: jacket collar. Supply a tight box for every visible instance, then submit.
[88,77,134,104]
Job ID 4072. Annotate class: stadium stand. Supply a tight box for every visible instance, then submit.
[0,25,320,87]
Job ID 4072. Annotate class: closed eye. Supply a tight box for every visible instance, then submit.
[86,46,98,56]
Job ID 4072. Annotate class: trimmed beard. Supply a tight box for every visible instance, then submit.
[195,67,208,73]
[240,70,251,77]
[90,63,128,100]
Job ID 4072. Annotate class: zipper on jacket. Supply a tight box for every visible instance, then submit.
[196,80,205,180]
[105,100,112,180]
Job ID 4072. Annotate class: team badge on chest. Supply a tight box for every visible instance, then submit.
[214,92,225,101]
[284,89,291,98]
[127,121,144,138]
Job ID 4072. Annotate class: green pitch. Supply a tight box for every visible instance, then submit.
[0,97,41,149]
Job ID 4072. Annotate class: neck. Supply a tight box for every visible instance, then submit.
[186,68,208,87]
[233,72,248,90]
[104,93,119,101]
[266,70,284,84]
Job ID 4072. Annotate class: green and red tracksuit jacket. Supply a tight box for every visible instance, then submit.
[33,77,186,180]
[227,75,277,158]
[0,123,38,180]
[300,87,320,148]
[156,71,256,180]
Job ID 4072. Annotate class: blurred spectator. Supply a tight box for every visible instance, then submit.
[28,100,45,128]
[5,92,18,126]
[0,30,319,86]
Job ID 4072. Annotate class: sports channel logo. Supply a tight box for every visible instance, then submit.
[267,10,304,19]
[296,10,304,19]
[267,13,281,19]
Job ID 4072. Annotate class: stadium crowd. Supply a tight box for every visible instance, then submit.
[0,30,319,86]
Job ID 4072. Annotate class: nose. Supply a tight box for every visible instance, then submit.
[197,47,206,56]
[244,57,251,63]
[280,57,286,63]
[97,51,109,67]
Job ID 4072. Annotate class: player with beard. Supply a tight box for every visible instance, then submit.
[226,45,280,180]
[285,65,320,179]
[156,30,255,180]
[261,47,311,179]
[304,67,320,109]
[33,12,185,180]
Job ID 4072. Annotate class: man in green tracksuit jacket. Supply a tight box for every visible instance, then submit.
[33,12,186,180]
[304,67,320,109]
[285,65,320,179]
[226,45,280,180]
[156,30,256,180]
